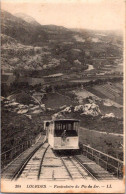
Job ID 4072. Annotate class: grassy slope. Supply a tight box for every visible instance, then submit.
[79,127,123,160]
[1,106,45,152]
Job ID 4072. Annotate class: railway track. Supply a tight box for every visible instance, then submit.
[60,156,98,180]
[8,144,99,181]
[12,143,49,180]
[18,143,50,180]
[2,142,117,181]
[1,136,47,180]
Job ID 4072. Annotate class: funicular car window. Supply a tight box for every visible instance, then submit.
[55,122,62,136]
[49,121,53,134]
[55,121,78,137]
[74,122,78,133]
[66,122,78,136]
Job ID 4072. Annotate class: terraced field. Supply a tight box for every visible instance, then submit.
[72,89,100,100]
[90,82,123,105]
[71,81,123,118]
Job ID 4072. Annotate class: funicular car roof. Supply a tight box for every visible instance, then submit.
[44,119,79,124]
[54,119,79,123]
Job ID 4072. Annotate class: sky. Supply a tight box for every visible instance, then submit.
[1,0,125,31]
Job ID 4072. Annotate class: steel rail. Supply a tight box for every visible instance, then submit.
[60,157,73,180]
[73,156,99,181]
[37,145,50,180]
[68,156,88,179]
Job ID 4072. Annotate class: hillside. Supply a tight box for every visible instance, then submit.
[1,10,123,74]
[1,10,73,46]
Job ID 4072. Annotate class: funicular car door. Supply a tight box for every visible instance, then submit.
[61,122,69,146]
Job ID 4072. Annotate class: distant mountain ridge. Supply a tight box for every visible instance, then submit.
[1,10,48,46]
[1,10,73,46]
[15,13,41,26]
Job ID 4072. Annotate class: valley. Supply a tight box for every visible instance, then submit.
[1,9,124,163]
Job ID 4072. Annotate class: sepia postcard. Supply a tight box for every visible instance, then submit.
[1,0,125,193]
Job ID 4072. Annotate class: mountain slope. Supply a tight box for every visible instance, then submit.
[1,10,86,72]
[1,10,74,46]
[1,10,123,73]
[1,10,48,46]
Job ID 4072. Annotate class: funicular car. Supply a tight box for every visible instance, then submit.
[44,119,79,150]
